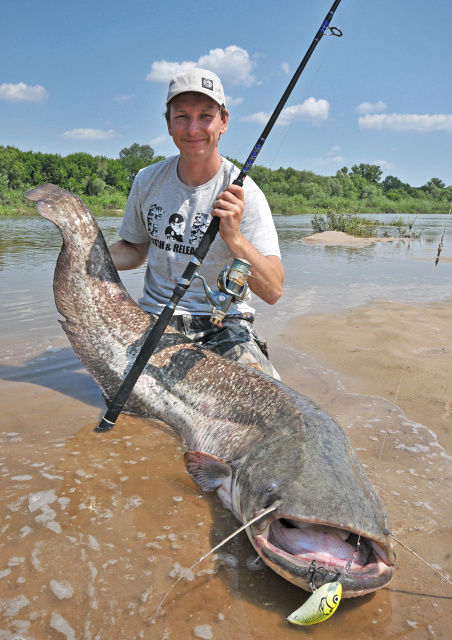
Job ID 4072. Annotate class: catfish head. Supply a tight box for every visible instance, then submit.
[184,397,395,598]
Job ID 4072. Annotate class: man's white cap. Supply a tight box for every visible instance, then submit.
[166,68,226,107]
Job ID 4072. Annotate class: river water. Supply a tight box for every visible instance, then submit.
[0,211,451,639]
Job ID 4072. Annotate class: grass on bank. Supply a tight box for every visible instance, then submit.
[264,192,448,216]
[0,187,128,216]
[0,187,448,219]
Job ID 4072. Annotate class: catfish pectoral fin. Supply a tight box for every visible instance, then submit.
[184,451,231,491]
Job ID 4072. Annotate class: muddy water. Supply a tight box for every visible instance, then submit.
[1,213,451,639]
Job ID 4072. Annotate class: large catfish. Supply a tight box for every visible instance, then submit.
[25,184,395,597]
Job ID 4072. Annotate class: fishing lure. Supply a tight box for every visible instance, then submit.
[286,580,342,626]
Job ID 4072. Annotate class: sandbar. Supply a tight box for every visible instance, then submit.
[302,230,395,247]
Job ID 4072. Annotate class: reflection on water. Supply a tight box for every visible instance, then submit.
[1,213,451,317]
[268,213,452,321]
[1,212,451,639]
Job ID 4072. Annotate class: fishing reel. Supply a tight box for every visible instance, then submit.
[193,257,252,326]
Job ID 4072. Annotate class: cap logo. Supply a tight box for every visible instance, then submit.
[202,78,213,91]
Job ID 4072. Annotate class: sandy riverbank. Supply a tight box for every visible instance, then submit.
[284,232,451,437]
[282,299,452,440]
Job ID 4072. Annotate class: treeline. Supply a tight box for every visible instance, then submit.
[0,144,164,213]
[1,143,451,215]
[243,162,452,215]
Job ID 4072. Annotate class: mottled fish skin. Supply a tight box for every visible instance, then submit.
[25,184,395,597]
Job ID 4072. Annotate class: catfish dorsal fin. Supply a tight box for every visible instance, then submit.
[184,451,231,492]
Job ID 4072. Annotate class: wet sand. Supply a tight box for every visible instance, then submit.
[277,298,452,639]
[1,228,451,639]
[282,299,452,441]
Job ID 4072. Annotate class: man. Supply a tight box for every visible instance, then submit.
[110,68,284,378]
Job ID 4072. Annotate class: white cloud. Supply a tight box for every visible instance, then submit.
[114,93,136,102]
[312,155,345,166]
[281,62,290,74]
[242,97,329,126]
[312,146,345,165]
[61,128,118,140]
[150,134,168,146]
[0,82,48,102]
[373,159,392,168]
[356,100,387,114]
[199,47,257,86]
[146,46,257,86]
[225,95,243,107]
[358,113,452,133]
[146,60,194,83]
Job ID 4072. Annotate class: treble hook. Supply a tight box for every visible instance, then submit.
[325,26,343,36]
[308,559,329,591]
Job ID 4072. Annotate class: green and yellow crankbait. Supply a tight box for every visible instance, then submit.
[286,580,342,626]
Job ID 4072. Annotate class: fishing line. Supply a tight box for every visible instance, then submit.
[227,2,348,212]
[247,31,341,204]
[435,203,451,267]
[339,360,407,584]
[376,245,452,588]
[264,36,339,177]
[151,503,280,624]
[341,214,452,588]
[262,0,357,178]
[385,531,452,587]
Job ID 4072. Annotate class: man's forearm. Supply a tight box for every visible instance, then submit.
[109,239,150,271]
[212,186,283,304]
[226,235,284,305]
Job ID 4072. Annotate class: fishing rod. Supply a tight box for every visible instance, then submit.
[96,0,344,432]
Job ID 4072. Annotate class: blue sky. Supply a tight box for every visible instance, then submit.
[1,0,451,188]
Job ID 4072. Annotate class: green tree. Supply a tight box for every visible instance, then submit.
[350,163,383,184]
[119,143,164,188]
[0,173,9,193]
[382,175,409,192]
[333,171,358,199]
[425,177,445,189]
[421,178,447,199]
[96,157,109,181]
[86,177,106,196]
[8,160,28,190]
[107,160,129,193]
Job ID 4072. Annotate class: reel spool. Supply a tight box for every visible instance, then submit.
[194,257,252,326]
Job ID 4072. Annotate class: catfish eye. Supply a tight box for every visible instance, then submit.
[267,483,276,493]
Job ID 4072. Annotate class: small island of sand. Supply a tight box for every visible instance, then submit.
[302,230,395,247]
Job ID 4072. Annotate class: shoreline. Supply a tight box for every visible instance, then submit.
[281,298,452,442]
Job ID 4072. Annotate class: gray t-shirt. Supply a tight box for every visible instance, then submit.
[119,155,281,316]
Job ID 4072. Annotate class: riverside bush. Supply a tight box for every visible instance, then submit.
[311,211,380,237]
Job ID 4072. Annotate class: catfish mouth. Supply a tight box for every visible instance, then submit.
[252,517,395,597]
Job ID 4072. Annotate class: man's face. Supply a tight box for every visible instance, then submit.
[167,92,228,162]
